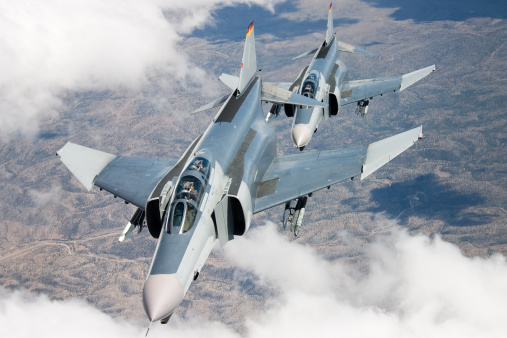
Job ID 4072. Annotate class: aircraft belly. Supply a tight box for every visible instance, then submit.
[294,106,321,128]
[176,214,217,292]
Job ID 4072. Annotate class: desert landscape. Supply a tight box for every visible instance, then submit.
[0,0,505,336]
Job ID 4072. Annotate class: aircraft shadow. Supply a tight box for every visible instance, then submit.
[362,0,507,22]
[344,173,491,227]
[190,3,359,42]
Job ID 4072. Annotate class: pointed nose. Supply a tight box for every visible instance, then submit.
[142,274,184,322]
[292,125,312,147]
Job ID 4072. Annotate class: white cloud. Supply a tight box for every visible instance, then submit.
[28,186,61,208]
[2,218,506,337]
[0,0,285,140]
[0,288,238,338]
[223,221,507,338]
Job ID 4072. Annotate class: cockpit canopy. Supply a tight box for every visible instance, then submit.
[301,72,319,99]
[185,157,211,180]
[164,156,211,234]
[175,176,204,204]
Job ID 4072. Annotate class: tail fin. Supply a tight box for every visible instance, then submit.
[238,21,257,95]
[325,3,334,45]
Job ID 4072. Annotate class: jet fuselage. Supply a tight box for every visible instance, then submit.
[292,37,349,148]
[142,77,276,322]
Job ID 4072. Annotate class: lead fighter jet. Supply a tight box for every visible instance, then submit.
[57,21,424,326]
[269,3,435,150]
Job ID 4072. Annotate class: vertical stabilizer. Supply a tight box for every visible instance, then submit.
[238,21,257,95]
[325,3,334,45]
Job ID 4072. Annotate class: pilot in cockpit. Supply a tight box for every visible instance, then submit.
[190,160,202,171]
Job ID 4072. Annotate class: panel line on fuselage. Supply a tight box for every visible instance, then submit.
[316,37,335,59]
[226,128,257,196]
[150,135,203,199]
[256,177,279,198]
[327,63,340,91]
[215,78,258,123]
[289,66,309,91]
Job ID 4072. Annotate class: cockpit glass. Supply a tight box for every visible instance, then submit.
[174,176,204,204]
[165,158,211,235]
[170,201,197,234]
[302,73,318,99]
[185,157,210,180]
[172,202,184,228]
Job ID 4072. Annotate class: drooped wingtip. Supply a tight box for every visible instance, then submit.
[246,20,254,38]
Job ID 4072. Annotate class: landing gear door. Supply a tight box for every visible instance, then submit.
[214,196,234,247]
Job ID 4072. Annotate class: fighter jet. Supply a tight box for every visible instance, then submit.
[57,21,424,326]
[268,3,434,150]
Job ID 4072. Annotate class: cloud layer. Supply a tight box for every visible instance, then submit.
[0,0,285,140]
[223,222,507,337]
[1,220,506,337]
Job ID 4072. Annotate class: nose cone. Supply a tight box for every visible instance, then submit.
[143,274,184,322]
[292,125,312,148]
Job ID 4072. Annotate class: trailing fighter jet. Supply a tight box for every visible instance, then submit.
[269,3,435,150]
[57,21,424,326]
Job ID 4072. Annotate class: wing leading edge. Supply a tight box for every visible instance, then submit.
[254,126,422,213]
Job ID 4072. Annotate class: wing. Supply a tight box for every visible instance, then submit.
[254,126,423,213]
[340,65,435,105]
[263,82,292,91]
[57,142,179,208]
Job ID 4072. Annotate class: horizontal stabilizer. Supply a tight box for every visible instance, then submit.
[336,40,376,56]
[57,142,117,191]
[400,65,435,91]
[361,126,422,180]
[262,82,328,108]
[264,81,292,91]
[292,47,319,60]
[191,94,230,114]
[219,73,239,91]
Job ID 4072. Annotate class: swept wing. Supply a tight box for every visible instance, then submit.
[57,142,179,208]
[254,126,422,213]
[340,65,435,105]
